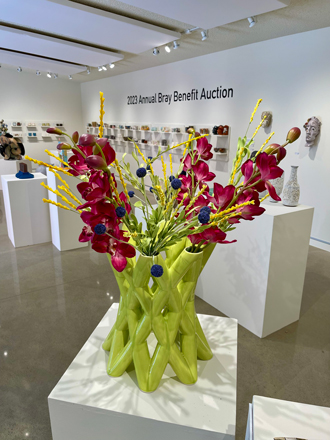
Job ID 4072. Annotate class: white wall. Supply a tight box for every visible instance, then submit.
[0,69,83,163]
[79,26,329,250]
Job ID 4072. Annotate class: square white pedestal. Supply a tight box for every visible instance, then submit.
[46,169,87,251]
[1,172,51,247]
[0,159,32,190]
[49,303,238,440]
[247,395,330,440]
[196,202,314,338]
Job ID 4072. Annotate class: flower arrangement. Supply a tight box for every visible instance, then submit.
[25,94,301,392]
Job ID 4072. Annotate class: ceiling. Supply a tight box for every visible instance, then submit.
[0,0,330,81]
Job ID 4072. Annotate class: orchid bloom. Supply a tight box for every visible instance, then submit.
[77,170,110,207]
[188,226,235,245]
[207,183,235,211]
[228,189,265,224]
[196,137,213,161]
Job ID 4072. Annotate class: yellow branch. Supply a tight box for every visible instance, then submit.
[154,185,166,206]
[210,200,255,220]
[161,156,167,189]
[99,92,105,138]
[45,149,69,167]
[164,190,178,215]
[185,185,207,211]
[58,185,82,205]
[260,193,270,202]
[251,115,267,139]
[42,198,71,211]
[49,169,70,189]
[169,154,173,175]
[250,99,262,123]
[114,158,130,200]
[256,132,275,156]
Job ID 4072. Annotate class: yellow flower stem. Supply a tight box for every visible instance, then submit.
[40,182,79,211]
[210,200,255,220]
[169,154,173,175]
[251,115,267,139]
[161,156,167,190]
[49,169,70,189]
[114,158,130,201]
[45,149,69,167]
[230,147,244,184]
[164,190,178,216]
[42,198,81,213]
[134,143,148,164]
[171,193,188,220]
[154,185,166,206]
[260,193,270,202]
[250,99,262,123]
[58,185,82,205]
[99,92,105,138]
[255,131,275,156]
[109,172,121,204]
[25,155,72,176]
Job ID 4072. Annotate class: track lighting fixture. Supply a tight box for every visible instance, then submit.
[86,67,91,74]
[102,65,107,71]
[173,41,180,49]
[152,47,159,56]
[109,63,115,69]
[98,66,102,72]
[248,17,256,27]
[47,72,52,78]
[53,73,58,79]
[165,44,171,53]
[68,75,72,80]
[36,70,41,76]
[201,30,208,41]
[17,66,22,72]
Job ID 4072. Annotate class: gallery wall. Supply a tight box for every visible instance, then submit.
[81,26,330,251]
[0,69,83,163]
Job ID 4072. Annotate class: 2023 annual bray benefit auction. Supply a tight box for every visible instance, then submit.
[127,86,234,105]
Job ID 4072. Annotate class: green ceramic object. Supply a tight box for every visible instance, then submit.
[102,240,215,392]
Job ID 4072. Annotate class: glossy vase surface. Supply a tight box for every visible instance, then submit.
[283,166,300,207]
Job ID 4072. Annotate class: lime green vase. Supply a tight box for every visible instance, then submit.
[102,240,215,392]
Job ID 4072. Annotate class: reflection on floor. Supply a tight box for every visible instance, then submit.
[0,190,329,440]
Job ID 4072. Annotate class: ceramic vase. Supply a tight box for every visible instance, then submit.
[269,172,285,203]
[282,166,300,207]
[102,240,215,392]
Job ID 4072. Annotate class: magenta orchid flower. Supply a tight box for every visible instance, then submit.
[188,227,236,245]
[77,171,110,207]
[207,183,235,211]
[228,189,265,224]
[192,160,216,188]
[92,230,135,272]
[196,137,213,161]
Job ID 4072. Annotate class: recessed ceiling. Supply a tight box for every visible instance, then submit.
[0,50,85,75]
[0,0,181,54]
[0,26,123,67]
[122,0,290,29]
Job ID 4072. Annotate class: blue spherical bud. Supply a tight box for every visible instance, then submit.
[136,167,147,178]
[115,206,126,218]
[147,165,151,171]
[171,178,182,190]
[150,187,154,193]
[180,170,187,176]
[147,156,153,160]
[94,223,106,235]
[128,191,135,198]
[151,264,163,278]
[169,175,175,182]
[198,211,210,224]
[200,206,211,214]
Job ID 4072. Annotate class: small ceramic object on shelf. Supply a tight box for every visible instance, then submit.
[125,125,131,129]
[185,126,194,133]
[92,121,97,127]
[17,122,21,127]
[56,123,63,127]
[131,125,139,130]
[151,127,158,131]
[33,132,37,137]
[12,122,17,127]
[223,125,229,135]
[282,166,300,207]
[269,173,285,203]
[212,125,218,135]
[28,133,32,137]
[161,139,167,146]
[303,116,321,147]
[217,125,224,135]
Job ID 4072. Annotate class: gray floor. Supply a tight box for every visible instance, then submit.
[0,190,329,440]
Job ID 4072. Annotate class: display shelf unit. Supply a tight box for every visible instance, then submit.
[1,121,67,145]
[86,122,230,160]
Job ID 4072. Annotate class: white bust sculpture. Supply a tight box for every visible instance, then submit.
[303,116,321,147]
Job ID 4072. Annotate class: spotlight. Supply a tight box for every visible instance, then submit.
[53,73,58,79]
[102,65,107,71]
[98,66,103,72]
[47,72,52,78]
[68,75,72,80]
[17,66,22,72]
[248,17,256,27]
[173,41,180,49]
[152,47,159,56]
[201,30,208,41]
[86,67,91,74]
[165,44,171,53]
[109,63,115,69]
[36,70,41,76]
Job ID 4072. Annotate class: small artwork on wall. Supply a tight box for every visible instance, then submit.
[303,116,321,147]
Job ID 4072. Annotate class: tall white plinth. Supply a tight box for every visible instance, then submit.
[196,202,314,338]
[1,173,51,247]
[0,159,32,190]
[48,303,238,440]
[46,169,87,251]
[248,396,330,440]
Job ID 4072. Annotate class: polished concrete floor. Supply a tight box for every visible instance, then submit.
[0,190,329,440]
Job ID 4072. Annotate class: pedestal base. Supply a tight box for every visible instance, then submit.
[49,303,237,440]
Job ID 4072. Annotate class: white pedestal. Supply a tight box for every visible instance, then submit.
[46,169,87,251]
[1,173,51,247]
[0,158,32,190]
[196,202,314,338]
[247,395,330,440]
[49,303,238,440]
